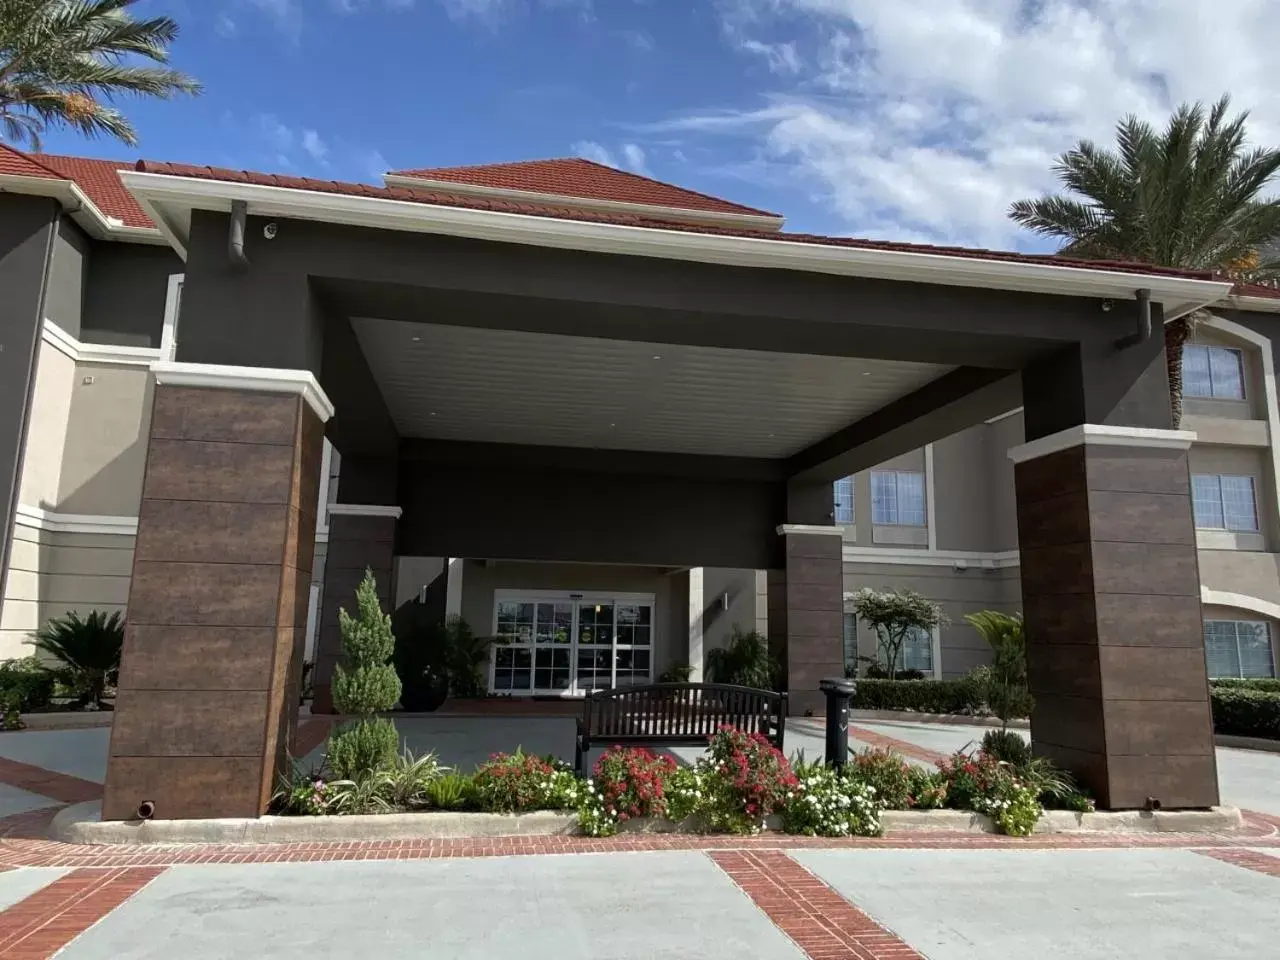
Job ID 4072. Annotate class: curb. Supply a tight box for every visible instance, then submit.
[8,712,115,732]
[52,802,579,846]
[1215,734,1280,754]
[50,801,1246,846]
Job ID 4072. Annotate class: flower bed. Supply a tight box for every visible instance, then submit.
[273,723,1094,839]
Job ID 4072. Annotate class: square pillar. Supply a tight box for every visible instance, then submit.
[104,364,332,820]
[1012,425,1219,809]
[312,505,400,714]
[775,524,845,715]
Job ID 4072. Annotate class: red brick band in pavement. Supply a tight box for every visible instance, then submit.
[0,757,102,804]
[1194,848,1280,878]
[710,850,924,960]
[844,725,950,766]
[293,716,336,757]
[0,866,165,960]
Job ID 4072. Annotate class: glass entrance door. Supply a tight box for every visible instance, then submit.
[491,594,654,695]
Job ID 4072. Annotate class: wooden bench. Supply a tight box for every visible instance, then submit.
[574,682,788,775]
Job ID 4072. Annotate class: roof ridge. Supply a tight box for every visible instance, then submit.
[565,157,782,218]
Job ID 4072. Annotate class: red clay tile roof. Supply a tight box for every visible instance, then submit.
[136,159,1216,281]
[1232,281,1280,299]
[389,157,783,220]
[33,153,152,227]
[0,142,65,180]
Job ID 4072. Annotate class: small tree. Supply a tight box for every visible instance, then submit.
[704,626,778,689]
[964,611,1033,731]
[851,588,945,681]
[326,570,402,779]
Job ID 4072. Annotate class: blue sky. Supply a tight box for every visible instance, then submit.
[33,1,1280,248]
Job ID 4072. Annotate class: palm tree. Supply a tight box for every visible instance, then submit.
[30,609,124,709]
[1009,96,1280,426]
[0,0,200,149]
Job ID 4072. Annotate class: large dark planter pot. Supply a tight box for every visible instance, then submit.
[400,668,450,713]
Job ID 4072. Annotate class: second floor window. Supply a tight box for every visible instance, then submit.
[834,476,854,525]
[871,470,926,526]
[1191,474,1258,532]
[1184,344,1244,399]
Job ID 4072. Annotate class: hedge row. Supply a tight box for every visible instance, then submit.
[1211,687,1280,740]
[849,677,991,715]
[1211,677,1280,694]
[0,657,54,712]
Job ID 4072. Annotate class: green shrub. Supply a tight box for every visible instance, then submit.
[847,747,914,809]
[327,718,400,781]
[327,570,403,778]
[424,772,473,810]
[0,656,55,712]
[1211,687,1280,740]
[863,663,926,680]
[371,750,442,810]
[937,749,1042,836]
[663,766,705,822]
[981,729,1032,766]
[851,588,946,680]
[906,766,949,809]
[29,611,123,709]
[965,611,1033,731]
[1211,677,1280,694]
[472,748,565,812]
[658,663,693,683]
[704,628,779,689]
[701,725,797,833]
[849,677,989,714]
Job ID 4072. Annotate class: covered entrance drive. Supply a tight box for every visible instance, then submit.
[95,161,1234,820]
[491,591,655,695]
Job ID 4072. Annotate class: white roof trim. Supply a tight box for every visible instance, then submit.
[328,503,403,519]
[383,172,786,231]
[777,523,845,537]
[150,360,335,422]
[843,547,1020,569]
[41,319,161,367]
[14,504,139,536]
[119,171,1234,312]
[1201,588,1280,622]
[0,172,165,244]
[1008,424,1197,464]
[1228,294,1280,314]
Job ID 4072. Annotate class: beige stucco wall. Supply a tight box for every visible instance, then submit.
[701,567,766,658]
[1188,445,1277,551]
[17,341,76,511]
[0,524,134,660]
[56,362,153,516]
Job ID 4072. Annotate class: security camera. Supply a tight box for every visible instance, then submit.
[263,222,278,240]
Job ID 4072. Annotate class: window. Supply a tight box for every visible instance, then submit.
[873,624,934,675]
[1183,344,1244,399]
[1191,475,1258,531]
[834,476,854,525]
[871,471,926,526]
[1204,620,1275,678]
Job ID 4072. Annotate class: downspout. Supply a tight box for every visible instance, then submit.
[228,199,249,267]
[1113,288,1152,349]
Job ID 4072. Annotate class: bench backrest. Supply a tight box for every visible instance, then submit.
[582,682,787,747]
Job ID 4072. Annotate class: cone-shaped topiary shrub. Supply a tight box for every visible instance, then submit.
[326,570,402,779]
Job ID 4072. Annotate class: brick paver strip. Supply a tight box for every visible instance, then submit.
[1194,847,1280,878]
[0,757,102,804]
[293,716,335,758]
[844,725,950,766]
[710,850,924,959]
[0,866,165,959]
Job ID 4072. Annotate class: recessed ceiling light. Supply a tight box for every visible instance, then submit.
[861,371,872,376]
[411,336,422,342]
[429,411,437,417]
[609,423,616,428]
[651,355,662,361]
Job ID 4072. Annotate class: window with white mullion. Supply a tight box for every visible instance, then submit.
[1192,474,1258,532]
[871,470,926,526]
[833,476,854,525]
[1183,344,1245,399]
[1204,620,1275,678]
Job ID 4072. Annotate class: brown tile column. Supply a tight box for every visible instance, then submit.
[1012,425,1219,810]
[776,524,845,716]
[103,364,331,820]
[312,506,399,714]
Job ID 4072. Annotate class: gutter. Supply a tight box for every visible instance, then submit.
[117,170,1236,310]
[0,173,165,244]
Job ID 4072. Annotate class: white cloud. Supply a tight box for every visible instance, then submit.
[572,139,618,168]
[302,130,330,164]
[621,143,649,175]
[696,0,1280,247]
[214,12,237,36]
[254,113,295,152]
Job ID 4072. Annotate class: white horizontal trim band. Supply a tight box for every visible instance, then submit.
[120,171,1232,312]
[150,360,335,422]
[328,504,403,519]
[777,523,846,537]
[1200,587,1280,621]
[1007,424,1196,464]
[14,505,139,536]
[843,546,1021,569]
[41,320,161,367]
